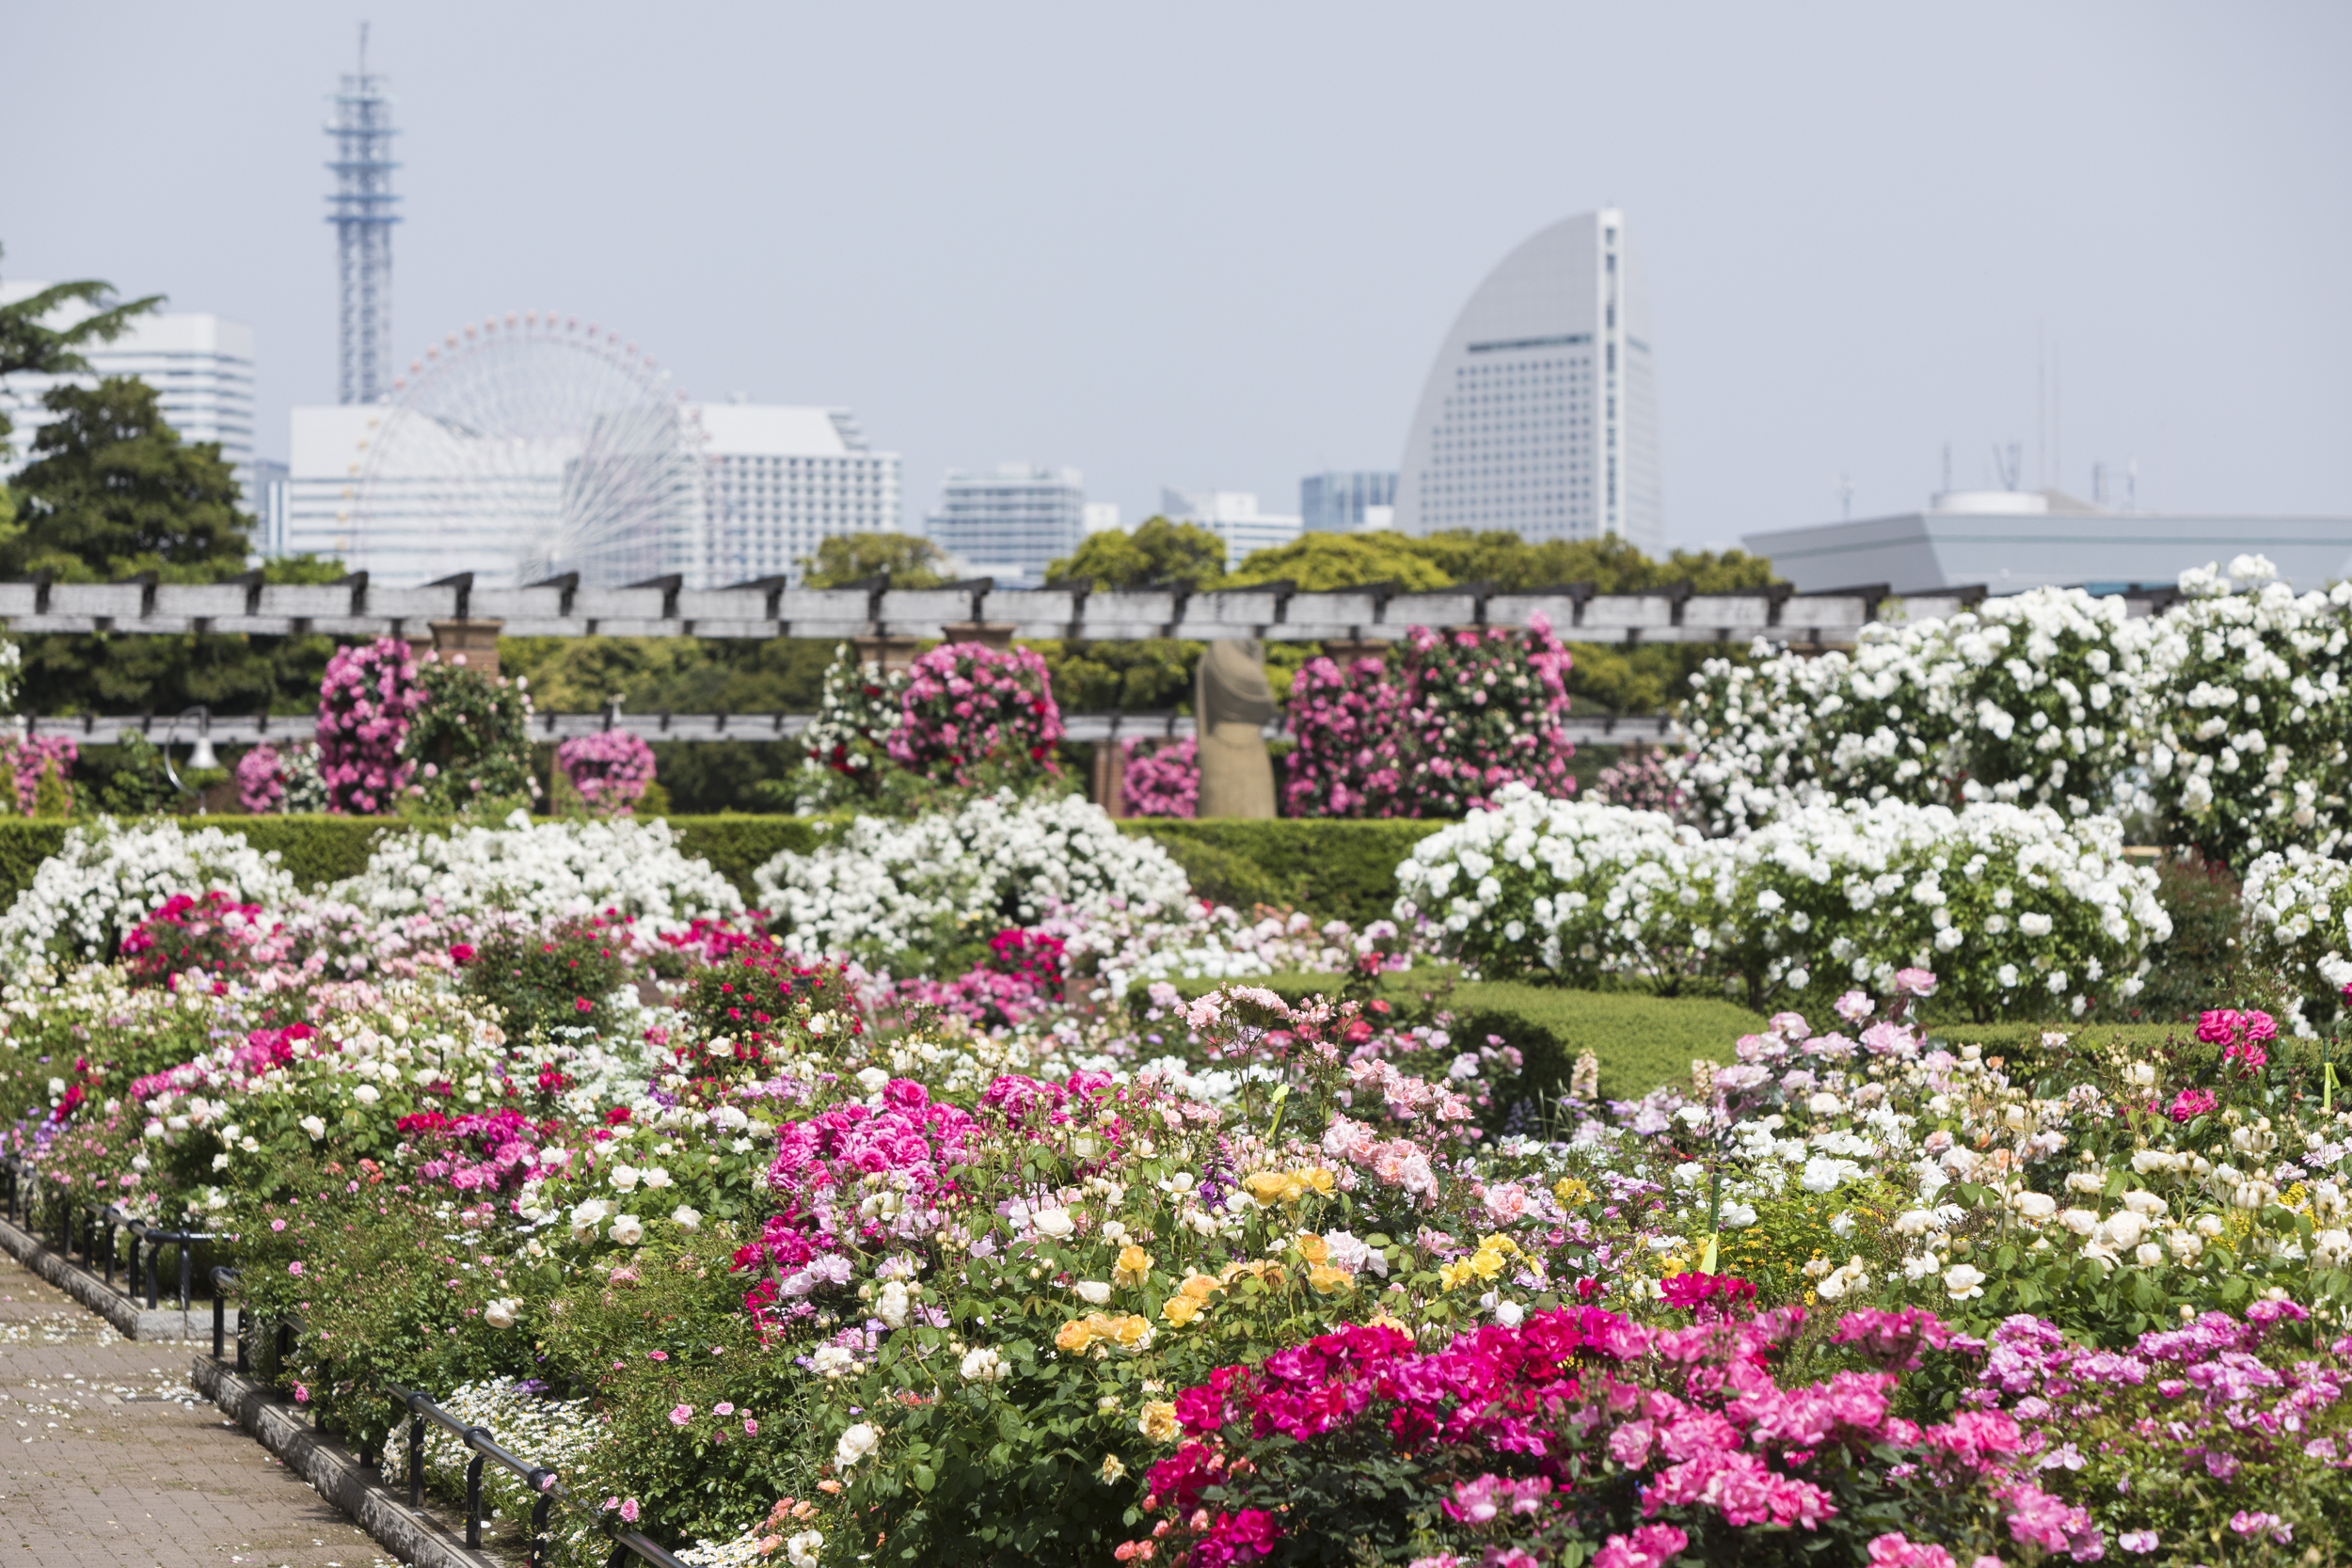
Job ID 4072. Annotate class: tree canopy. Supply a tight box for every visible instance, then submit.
[0,244,163,460]
[1045,515,1228,592]
[2,377,252,581]
[1221,531,1454,593]
[796,531,947,589]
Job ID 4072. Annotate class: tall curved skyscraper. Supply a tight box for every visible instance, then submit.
[1394,209,1661,550]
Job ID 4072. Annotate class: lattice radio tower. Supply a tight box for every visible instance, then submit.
[326,24,400,404]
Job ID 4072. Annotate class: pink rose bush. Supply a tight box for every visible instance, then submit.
[888,642,1066,786]
[556,730,659,816]
[3,734,77,815]
[1121,736,1200,817]
[315,637,427,814]
[1282,618,1575,818]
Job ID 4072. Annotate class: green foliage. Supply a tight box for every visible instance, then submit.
[501,635,837,718]
[664,816,830,904]
[2,377,250,580]
[2126,850,2252,1024]
[404,660,537,815]
[1222,531,1453,593]
[459,915,640,1039]
[1045,515,1228,592]
[1026,638,1200,712]
[1118,818,1443,927]
[797,531,947,589]
[29,753,71,819]
[0,247,163,458]
[100,732,179,816]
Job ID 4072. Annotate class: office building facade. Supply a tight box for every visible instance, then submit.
[1301,469,1397,533]
[1393,209,1661,550]
[698,404,901,583]
[1161,488,1303,569]
[927,463,1088,584]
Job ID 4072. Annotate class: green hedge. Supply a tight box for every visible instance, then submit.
[0,814,833,907]
[1118,818,1442,927]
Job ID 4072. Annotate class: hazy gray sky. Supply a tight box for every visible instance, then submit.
[6,2,2346,548]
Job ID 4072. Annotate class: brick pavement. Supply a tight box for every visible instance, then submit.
[0,1251,398,1568]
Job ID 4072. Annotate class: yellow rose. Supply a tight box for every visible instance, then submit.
[1242,1172,1292,1203]
[1055,1319,1096,1352]
[1297,1167,1336,1196]
[1138,1400,1179,1441]
[1112,1314,1153,1350]
[1295,1233,1330,1265]
[1306,1264,1354,1294]
[1177,1273,1222,1303]
[1438,1259,1477,1291]
[1115,1244,1153,1286]
[1470,1248,1506,1280]
[1478,1232,1520,1258]
[1553,1177,1595,1208]
[1161,1295,1202,1326]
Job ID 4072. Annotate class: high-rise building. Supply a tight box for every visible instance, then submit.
[1394,209,1661,550]
[326,32,399,406]
[0,283,262,509]
[1161,488,1303,569]
[697,404,902,582]
[1300,470,1396,533]
[927,463,1088,585]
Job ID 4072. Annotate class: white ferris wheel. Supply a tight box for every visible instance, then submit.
[348,311,720,588]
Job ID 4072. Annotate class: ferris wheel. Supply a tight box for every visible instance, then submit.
[348,311,722,588]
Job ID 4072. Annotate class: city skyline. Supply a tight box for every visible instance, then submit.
[3,3,2345,555]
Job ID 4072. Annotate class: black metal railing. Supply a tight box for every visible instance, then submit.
[211,1267,688,1568]
[2,1153,220,1311]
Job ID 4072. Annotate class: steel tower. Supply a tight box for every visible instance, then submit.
[326,25,400,404]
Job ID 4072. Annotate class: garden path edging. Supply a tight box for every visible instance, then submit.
[0,1212,235,1339]
[191,1354,501,1568]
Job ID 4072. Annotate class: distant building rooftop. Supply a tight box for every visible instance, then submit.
[1745,490,2352,594]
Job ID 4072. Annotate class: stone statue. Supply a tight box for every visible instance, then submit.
[1196,638,1278,818]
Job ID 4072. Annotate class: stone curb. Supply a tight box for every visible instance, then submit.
[192,1355,501,1568]
[0,1212,236,1340]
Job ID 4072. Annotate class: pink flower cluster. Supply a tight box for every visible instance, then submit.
[1587,748,1683,816]
[556,730,658,815]
[316,639,427,814]
[3,735,77,816]
[2196,1006,2276,1073]
[886,642,1065,785]
[1120,736,1199,817]
[1281,617,1576,818]
[1140,1303,2048,1565]
[401,1107,551,1193]
[235,742,287,814]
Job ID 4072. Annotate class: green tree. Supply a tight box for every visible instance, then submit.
[3,377,250,580]
[0,245,163,460]
[796,531,947,588]
[1224,530,1454,592]
[1045,515,1228,592]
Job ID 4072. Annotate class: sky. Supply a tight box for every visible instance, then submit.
[4,2,2347,551]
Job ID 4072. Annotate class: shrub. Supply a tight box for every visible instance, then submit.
[457,912,643,1039]
[786,645,907,810]
[1118,818,1445,928]
[556,730,659,816]
[1119,736,1198,817]
[2,735,77,817]
[335,812,744,932]
[235,741,286,814]
[1586,746,1684,815]
[2240,845,2352,1032]
[316,638,426,814]
[887,642,1065,788]
[119,890,294,990]
[1279,652,1411,816]
[0,816,296,965]
[404,655,538,814]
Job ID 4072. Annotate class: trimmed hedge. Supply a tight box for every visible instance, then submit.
[0,814,831,907]
[1118,818,1442,927]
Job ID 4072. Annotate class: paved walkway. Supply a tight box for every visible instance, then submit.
[0,1251,397,1568]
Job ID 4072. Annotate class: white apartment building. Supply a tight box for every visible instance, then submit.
[927,463,1088,585]
[279,400,898,589]
[1161,487,1303,570]
[0,281,262,509]
[696,404,902,583]
[1394,209,1663,551]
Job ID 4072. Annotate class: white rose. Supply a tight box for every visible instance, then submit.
[1493,1299,1525,1327]
[609,1164,642,1192]
[877,1281,911,1328]
[1031,1208,1077,1240]
[835,1421,881,1467]
[299,1116,327,1140]
[2135,1243,2166,1268]
[2018,911,2054,938]
[812,1345,857,1377]
[1943,1263,1987,1300]
[960,1347,1007,1382]
[641,1167,673,1190]
[1073,1280,1111,1307]
[484,1297,520,1329]
[352,1085,381,1105]
[2012,1192,2057,1220]
[610,1213,645,1245]
[671,1205,703,1231]
[787,1529,825,1568]
[855,1066,889,1093]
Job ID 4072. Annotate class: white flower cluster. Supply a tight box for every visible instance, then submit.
[1395,787,1715,987]
[2241,845,2352,1032]
[0,636,23,715]
[2139,555,2352,866]
[0,816,298,965]
[1089,906,1404,998]
[754,791,1189,974]
[1397,788,2169,1018]
[331,809,743,932]
[382,1378,612,1565]
[1674,587,2152,836]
